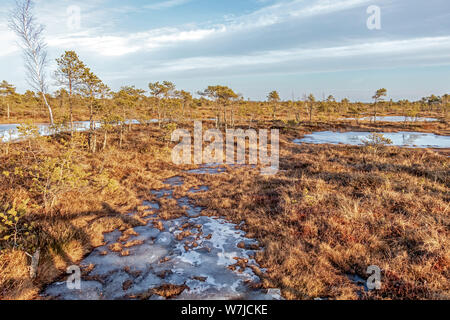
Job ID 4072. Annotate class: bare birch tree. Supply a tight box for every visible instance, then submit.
[9,0,54,124]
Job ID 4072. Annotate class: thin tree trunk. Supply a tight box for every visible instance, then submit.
[373,102,377,123]
[69,97,74,135]
[119,126,123,148]
[230,108,235,128]
[215,102,220,129]
[42,92,54,125]
[69,79,74,134]
[103,131,107,150]
[158,100,162,128]
[295,112,300,124]
[92,132,97,153]
[224,107,227,130]
[89,101,94,151]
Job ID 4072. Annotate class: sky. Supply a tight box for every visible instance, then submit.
[1,0,450,101]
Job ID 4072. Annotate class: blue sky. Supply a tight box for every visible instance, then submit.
[1,0,450,101]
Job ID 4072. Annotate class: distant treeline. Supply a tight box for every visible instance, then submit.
[0,52,449,127]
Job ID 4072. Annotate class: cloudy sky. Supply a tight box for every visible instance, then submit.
[1,0,450,101]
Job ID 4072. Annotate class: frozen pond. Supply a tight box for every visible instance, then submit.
[293,131,450,149]
[0,118,220,143]
[42,168,281,300]
[0,120,153,143]
[342,116,439,122]
[0,121,100,142]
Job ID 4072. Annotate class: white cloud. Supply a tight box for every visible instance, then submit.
[47,27,220,57]
[152,36,450,72]
[41,0,373,56]
[144,0,192,10]
[234,0,372,29]
[0,22,20,57]
[4,0,449,101]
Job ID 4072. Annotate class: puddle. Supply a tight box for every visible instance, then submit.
[142,201,160,211]
[294,131,450,149]
[43,167,281,300]
[346,274,370,298]
[176,197,204,217]
[342,116,439,122]
[151,189,174,199]
[187,165,227,175]
[346,274,369,292]
[163,176,184,187]
[186,163,256,175]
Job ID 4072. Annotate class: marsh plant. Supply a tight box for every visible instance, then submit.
[0,199,36,251]
[361,133,393,155]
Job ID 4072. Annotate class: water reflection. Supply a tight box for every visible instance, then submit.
[293,131,450,149]
[0,120,151,143]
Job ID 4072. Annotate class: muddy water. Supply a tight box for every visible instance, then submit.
[42,165,281,300]
[294,131,450,149]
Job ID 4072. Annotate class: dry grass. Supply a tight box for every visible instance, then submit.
[0,125,181,300]
[191,123,449,300]
[0,118,448,300]
[152,284,189,299]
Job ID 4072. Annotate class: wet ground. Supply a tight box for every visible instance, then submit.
[42,165,282,300]
[294,131,450,149]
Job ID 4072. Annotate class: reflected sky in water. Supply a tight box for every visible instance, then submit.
[0,120,149,142]
[294,131,450,149]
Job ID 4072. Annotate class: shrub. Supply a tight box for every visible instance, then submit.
[26,139,88,211]
[361,133,393,155]
[0,199,36,252]
[17,121,39,140]
[163,123,177,143]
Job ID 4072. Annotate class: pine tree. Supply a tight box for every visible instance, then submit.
[372,88,387,121]
[0,81,16,119]
[80,68,107,151]
[55,51,87,131]
[267,90,280,120]
[149,81,176,127]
